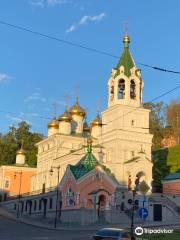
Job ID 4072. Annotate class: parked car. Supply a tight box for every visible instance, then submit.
[92,228,132,240]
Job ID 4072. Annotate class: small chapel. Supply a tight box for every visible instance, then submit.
[31,33,153,200]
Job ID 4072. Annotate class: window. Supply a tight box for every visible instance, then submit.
[131,120,135,126]
[130,80,136,99]
[131,151,135,157]
[118,79,125,99]
[4,179,10,189]
[66,188,74,207]
[110,85,114,101]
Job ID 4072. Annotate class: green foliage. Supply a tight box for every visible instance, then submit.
[144,102,166,150]
[167,144,180,172]
[152,145,180,190]
[152,148,170,190]
[0,121,43,167]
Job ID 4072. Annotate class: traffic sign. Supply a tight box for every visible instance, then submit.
[139,207,148,220]
[139,181,150,195]
[139,196,148,208]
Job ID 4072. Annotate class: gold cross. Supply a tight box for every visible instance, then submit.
[75,85,80,100]
[52,102,59,118]
[64,95,69,109]
[124,21,129,35]
[96,100,100,114]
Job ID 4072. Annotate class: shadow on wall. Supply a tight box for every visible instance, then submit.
[0,189,8,202]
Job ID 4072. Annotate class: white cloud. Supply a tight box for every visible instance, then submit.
[30,0,66,7]
[66,13,106,33]
[24,91,47,103]
[0,73,11,83]
[6,114,31,125]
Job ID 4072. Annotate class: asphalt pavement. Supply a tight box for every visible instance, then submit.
[0,216,95,240]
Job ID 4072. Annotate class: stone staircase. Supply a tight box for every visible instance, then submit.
[149,194,180,217]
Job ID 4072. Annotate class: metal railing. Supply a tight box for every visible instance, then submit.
[6,186,56,201]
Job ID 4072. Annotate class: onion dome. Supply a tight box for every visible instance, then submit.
[16,146,26,155]
[48,118,59,129]
[91,114,102,127]
[69,98,86,117]
[58,109,72,122]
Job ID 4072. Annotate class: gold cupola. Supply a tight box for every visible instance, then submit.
[59,107,72,135]
[16,146,26,155]
[91,114,102,127]
[48,118,59,129]
[58,109,72,122]
[16,144,26,165]
[47,118,59,137]
[69,98,86,118]
[70,98,86,134]
[91,114,102,138]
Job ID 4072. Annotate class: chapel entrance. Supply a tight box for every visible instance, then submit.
[97,194,106,221]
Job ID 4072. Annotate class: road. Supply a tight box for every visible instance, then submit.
[0,216,95,240]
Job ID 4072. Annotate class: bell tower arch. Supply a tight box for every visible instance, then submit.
[108,34,143,108]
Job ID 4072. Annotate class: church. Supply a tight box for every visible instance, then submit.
[30,33,153,199]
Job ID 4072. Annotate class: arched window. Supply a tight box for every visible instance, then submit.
[110,85,114,101]
[130,80,136,99]
[66,187,74,207]
[118,79,125,99]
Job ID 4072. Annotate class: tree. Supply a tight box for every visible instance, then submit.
[166,100,180,143]
[144,102,166,149]
[0,121,43,166]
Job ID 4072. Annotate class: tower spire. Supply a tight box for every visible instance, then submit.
[123,22,130,48]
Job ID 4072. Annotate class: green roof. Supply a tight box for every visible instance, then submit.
[69,143,117,182]
[70,144,98,180]
[164,172,180,181]
[115,37,135,77]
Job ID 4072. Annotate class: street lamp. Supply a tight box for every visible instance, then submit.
[130,189,136,240]
[50,165,60,228]
[14,171,23,218]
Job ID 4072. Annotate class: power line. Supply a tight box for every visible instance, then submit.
[103,84,180,125]
[0,19,180,75]
[0,109,50,121]
[0,83,180,125]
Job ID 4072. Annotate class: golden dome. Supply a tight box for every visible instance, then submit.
[69,98,86,117]
[17,147,26,155]
[95,164,103,172]
[91,114,102,127]
[48,118,59,129]
[58,109,72,122]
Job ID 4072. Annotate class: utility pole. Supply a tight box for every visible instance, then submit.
[50,165,61,228]
[14,171,23,218]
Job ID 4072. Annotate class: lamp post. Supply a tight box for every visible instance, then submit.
[130,189,136,240]
[14,171,23,218]
[50,165,60,228]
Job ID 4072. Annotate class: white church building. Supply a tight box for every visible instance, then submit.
[31,33,153,193]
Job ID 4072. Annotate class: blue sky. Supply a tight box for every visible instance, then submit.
[0,0,180,134]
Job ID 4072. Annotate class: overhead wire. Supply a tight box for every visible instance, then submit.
[0,20,180,124]
[0,20,180,74]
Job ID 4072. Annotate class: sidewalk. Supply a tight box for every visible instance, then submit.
[0,206,180,231]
